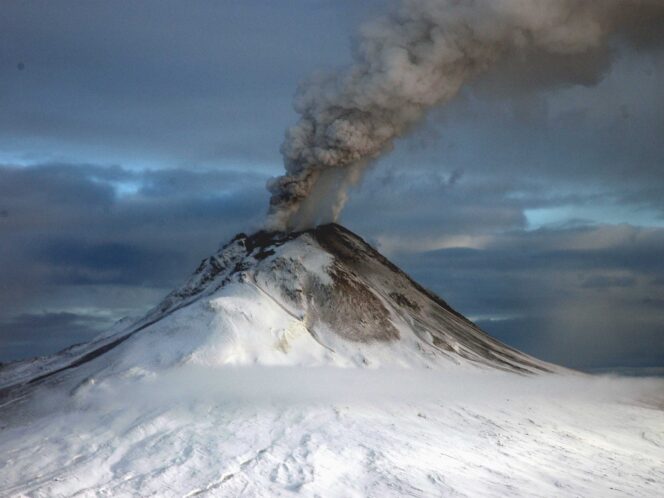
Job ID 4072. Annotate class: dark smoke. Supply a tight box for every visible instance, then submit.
[266,0,664,231]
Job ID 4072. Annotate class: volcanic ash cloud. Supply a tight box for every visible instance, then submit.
[265,0,664,231]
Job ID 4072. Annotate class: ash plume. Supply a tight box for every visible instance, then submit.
[266,0,664,231]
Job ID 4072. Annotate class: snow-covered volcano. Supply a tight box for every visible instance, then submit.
[1,224,662,497]
[1,223,550,396]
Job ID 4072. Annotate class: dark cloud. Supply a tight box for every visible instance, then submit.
[34,240,183,286]
[0,312,108,363]
[476,314,664,370]
[581,275,637,289]
[0,0,379,168]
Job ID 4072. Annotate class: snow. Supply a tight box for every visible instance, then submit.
[1,368,663,497]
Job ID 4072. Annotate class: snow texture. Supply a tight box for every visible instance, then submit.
[1,369,663,497]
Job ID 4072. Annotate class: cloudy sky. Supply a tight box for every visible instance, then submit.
[2,0,663,371]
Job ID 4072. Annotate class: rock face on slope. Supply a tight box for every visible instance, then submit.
[0,224,553,398]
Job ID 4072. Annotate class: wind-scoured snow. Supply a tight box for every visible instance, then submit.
[1,368,663,497]
[0,224,662,496]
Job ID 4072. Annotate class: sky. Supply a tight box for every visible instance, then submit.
[1,0,663,371]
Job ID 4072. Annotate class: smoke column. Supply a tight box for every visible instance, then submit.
[266,0,664,231]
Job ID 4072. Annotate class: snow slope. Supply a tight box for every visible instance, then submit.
[0,223,553,396]
[0,223,662,496]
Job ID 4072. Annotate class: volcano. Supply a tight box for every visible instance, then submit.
[1,223,551,396]
[1,224,662,497]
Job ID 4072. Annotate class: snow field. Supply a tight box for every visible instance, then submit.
[1,368,662,497]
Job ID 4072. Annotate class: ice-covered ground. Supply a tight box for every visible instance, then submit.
[1,367,663,497]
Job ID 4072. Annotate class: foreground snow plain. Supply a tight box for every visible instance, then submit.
[1,367,663,497]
